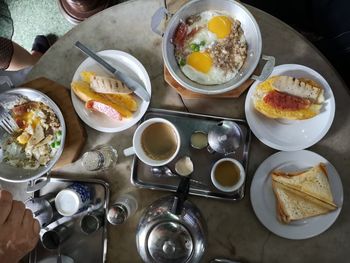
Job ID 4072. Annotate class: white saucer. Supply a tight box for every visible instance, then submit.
[245,64,335,151]
[71,50,151,133]
[250,150,343,240]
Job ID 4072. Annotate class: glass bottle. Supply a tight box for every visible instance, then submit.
[81,144,118,171]
[107,193,138,225]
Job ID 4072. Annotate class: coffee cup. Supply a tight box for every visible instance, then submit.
[211,158,245,192]
[123,118,180,166]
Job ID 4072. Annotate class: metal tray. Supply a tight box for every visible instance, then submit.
[27,178,109,263]
[131,108,251,201]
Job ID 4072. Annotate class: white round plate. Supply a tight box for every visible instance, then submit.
[250,150,343,240]
[71,50,151,133]
[245,64,335,151]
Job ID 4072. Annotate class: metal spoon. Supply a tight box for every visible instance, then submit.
[151,165,206,187]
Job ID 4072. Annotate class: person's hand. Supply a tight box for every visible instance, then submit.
[0,190,40,263]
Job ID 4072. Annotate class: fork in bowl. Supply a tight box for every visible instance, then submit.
[0,104,19,134]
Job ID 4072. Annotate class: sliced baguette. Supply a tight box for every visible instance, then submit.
[272,181,336,224]
[272,76,324,103]
[103,93,138,112]
[253,77,322,120]
[271,163,336,208]
[71,81,132,118]
[90,75,132,94]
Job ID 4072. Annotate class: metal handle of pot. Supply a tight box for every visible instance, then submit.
[0,76,15,91]
[26,173,51,193]
[251,55,275,81]
[151,7,172,36]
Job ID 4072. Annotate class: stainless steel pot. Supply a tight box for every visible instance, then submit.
[0,88,66,192]
[152,0,275,95]
[136,178,207,263]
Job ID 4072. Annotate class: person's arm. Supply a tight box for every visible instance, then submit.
[0,190,40,263]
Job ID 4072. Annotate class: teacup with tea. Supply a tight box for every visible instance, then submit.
[211,158,245,192]
[123,118,180,166]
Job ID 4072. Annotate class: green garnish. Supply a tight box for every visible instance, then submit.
[51,140,61,148]
[179,58,186,66]
[57,130,62,136]
[200,40,206,46]
[190,43,200,52]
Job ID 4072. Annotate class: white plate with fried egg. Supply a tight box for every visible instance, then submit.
[71,50,151,133]
[245,64,335,151]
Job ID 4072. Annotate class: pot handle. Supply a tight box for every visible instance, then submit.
[251,55,275,81]
[27,173,51,193]
[171,177,190,215]
[151,7,171,36]
[0,76,15,91]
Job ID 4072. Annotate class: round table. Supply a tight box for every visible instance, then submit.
[21,0,350,262]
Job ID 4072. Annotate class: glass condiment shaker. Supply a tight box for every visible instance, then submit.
[81,144,118,171]
[107,193,138,225]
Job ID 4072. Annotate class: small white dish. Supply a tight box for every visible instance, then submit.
[245,64,335,151]
[71,50,151,133]
[250,150,343,240]
[211,158,245,192]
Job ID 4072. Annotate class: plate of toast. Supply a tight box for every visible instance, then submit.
[245,64,335,151]
[250,150,343,239]
[71,50,151,133]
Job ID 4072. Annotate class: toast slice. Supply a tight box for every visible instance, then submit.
[272,181,336,223]
[271,163,336,208]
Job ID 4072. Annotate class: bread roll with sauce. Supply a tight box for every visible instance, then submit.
[253,76,324,120]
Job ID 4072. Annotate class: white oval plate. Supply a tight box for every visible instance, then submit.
[250,150,343,240]
[71,50,151,133]
[245,64,335,151]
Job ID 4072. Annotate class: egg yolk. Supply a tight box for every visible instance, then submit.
[187,52,212,73]
[208,16,232,39]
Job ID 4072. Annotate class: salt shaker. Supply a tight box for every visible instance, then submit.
[107,193,138,225]
[81,144,118,171]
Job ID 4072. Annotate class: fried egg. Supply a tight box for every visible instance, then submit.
[182,51,236,85]
[177,10,246,85]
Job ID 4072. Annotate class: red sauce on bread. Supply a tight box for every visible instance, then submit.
[263,90,311,111]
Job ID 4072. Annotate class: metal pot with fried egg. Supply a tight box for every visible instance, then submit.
[152,0,275,95]
[174,11,247,85]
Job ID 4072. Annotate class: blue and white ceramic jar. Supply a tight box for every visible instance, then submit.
[55,183,92,216]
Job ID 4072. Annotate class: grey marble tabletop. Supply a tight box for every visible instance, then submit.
[2,0,350,262]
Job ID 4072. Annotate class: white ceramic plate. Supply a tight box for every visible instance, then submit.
[250,150,343,240]
[71,50,151,133]
[245,64,335,151]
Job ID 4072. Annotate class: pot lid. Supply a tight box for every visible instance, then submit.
[208,121,241,154]
[147,221,193,263]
